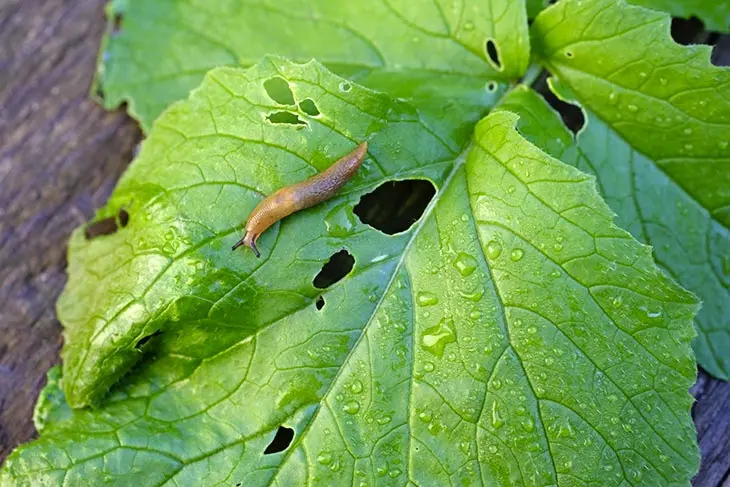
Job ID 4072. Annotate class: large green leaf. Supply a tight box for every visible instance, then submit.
[2,58,699,485]
[99,0,529,134]
[629,0,730,33]
[531,0,730,379]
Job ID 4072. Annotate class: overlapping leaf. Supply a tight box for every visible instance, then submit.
[2,58,699,485]
[630,0,730,33]
[531,0,730,379]
[99,0,529,136]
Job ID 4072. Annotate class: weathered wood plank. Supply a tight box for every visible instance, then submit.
[0,1,728,485]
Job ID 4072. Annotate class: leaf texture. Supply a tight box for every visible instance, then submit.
[532,0,730,379]
[2,58,700,486]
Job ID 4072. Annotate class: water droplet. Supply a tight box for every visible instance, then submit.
[376,465,387,476]
[460,441,471,455]
[491,378,502,390]
[388,469,402,478]
[507,185,516,194]
[544,357,554,366]
[339,82,352,92]
[419,410,433,422]
[317,451,333,465]
[491,401,505,429]
[683,127,693,135]
[463,21,474,30]
[377,415,392,425]
[527,326,537,334]
[684,143,693,151]
[510,248,524,261]
[350,380,363,394]
[631,469,644,482]
[611,296,622,308]
[422,317,457,357]
[488,444,498,454]
[639,72,647,78]
[608,92,618,104]
[719,141,728,150]
[521,417,535,432]
[423,361,435,372]
[659,78,667,85]
[557,420,575,438]
[460,289,484,302]
[324,203,357,237]
[453,253,478,276]
[564,460,573,470]
[417,292,439,306]
[659,454,669,462]
[486,240,503,260]
[553,243,563,252]
[343,400,360,414]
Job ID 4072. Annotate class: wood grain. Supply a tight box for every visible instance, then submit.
[0,1,728,485]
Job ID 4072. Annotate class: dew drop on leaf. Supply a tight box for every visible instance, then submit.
[343,400,360,414]
[486,240,503,259]
[510,248,524,261]
[416,291,439,306]
[453,252,478,276]
[317,451,333,465]
[491,401,505,429]
[421,317,457,357]
[350,379,363,394]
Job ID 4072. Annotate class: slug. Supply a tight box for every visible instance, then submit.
[232,141,368,257]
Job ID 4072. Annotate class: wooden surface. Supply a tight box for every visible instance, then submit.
[0,1,728,485]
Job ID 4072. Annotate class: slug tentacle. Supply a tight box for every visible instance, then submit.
[234,141,367,257]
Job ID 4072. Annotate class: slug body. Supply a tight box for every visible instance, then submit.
[233,141,368,257]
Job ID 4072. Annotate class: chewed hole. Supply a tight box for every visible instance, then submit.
[263,426,294,454]
[267,111,307,125]
[316,296,325,310]
[485,39,502,69]
[112,13,123,34]
[354,180,436,235]
[85,209,129,239]
[313,250,355,289]
[299,98,320,116]
[264,77,296,105]
[564,50,574,58]
[486,81,498,93]
[339,82,352,92]
[134,330,162,350]
[542,88,585,135]
[671,17,718,46]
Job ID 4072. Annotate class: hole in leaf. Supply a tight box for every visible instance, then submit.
[564,50,574,58]
[339,82,352,92]
[84,209,129,239]
[485,39,502,69]
[299,98,320,116]
[264,77,295,105]
[112,13,123,34]
[712,36,730,67]
[354,180,436,235]
[134,330,162,350]
[542,88,585,135]
[263,426,294,454]
[486,81,498,93]
[267,111,306,125]
[671,17,718,46]
[313,250,355,289]
[316,296,325,310]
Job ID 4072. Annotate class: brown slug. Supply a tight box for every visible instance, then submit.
[232,141,368,257]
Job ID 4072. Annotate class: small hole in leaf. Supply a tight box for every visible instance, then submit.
[85,209,130,239]
[299,98,320,116]
[671,17,717,46]
[339,82,352,92]
[486,81,498,93]
[316,296,325,310]
[267,111,307,125]
[542,88,585,135]
[112,13,123,34]
[264,77,296,105]
[354,180,436,235]
[313,250,355,289]
[564,50,574,58]
[264,426,294,454]
[485,39,502,69]
[135,330,162,350]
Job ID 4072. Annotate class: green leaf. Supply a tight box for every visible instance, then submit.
[3,58,699,485]
[531,0,730,379]
[628,0,730,33]
[100,0,529,134]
